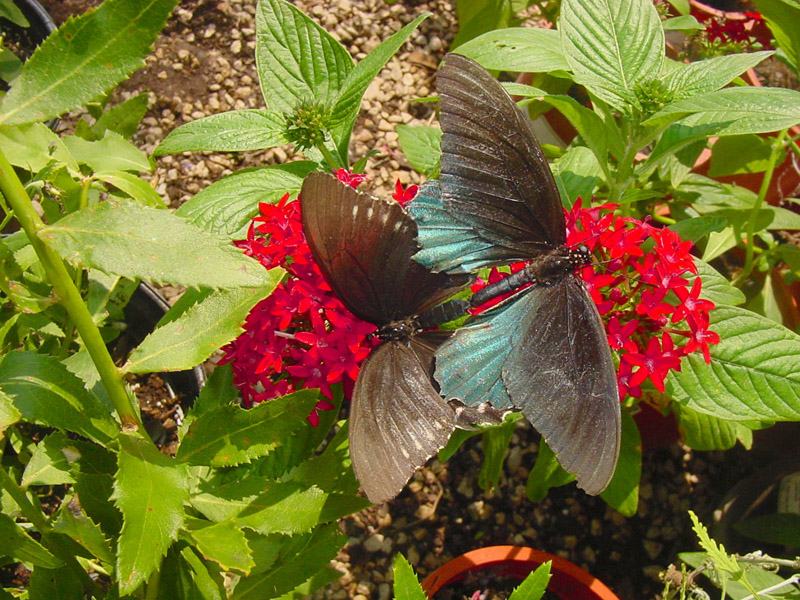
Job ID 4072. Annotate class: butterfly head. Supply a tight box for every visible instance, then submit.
[373,318,418,342]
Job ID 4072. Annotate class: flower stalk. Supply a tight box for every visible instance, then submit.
[0,147,145,433]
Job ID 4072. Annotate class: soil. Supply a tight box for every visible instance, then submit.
[13,1,796,599]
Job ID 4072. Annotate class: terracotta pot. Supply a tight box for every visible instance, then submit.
[421,545,621,600]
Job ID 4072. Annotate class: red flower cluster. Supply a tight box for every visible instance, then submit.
[697,10,772,50]
[220,171,418,426]
[469,201,719,400]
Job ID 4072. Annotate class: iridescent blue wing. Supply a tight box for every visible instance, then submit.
[437,54,566,255]
[409,181,516,273]
[502,277,620,495]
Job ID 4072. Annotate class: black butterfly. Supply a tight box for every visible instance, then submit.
[409,54,621,495]
[300,172,496,503]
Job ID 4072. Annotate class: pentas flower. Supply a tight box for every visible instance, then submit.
[468,200,719,400]
[220,172,417,426]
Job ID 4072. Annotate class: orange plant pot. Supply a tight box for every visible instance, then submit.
[421,546,621,600]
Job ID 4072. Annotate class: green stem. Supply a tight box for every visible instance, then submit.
[144,559,162,600]
[0,466,102,597]
[734,129,788,286]
[315,140,342,171]
[0,147,145,433]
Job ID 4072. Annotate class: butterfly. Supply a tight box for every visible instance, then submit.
[409,54,621,495]
[300,172,502,503]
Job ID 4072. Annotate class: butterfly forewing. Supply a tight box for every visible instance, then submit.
[501,278,621,495]
[350,334,457,503]
[301,172,468,325]
[438,54,566,252]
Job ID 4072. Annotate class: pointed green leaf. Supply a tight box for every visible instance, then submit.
[28,565,84,599]
[753,0,800,73]
[660,52,773,100]
[185,518,255,574]
[0,123,78,172]
[62,131,151,172]
[600,410,640,517]
[114,433,190,595]
[511,562,551,600]
[0,0,179,125]
[0,512,62,567]
[176,162,315,238]
[479,418,516,489]
[526,438,574,502]
[52,498,114,564]
[254,0,352,114]
[39,200,272,289]
[396,125,441,177]
[0,352,117,444]
[694,258,746,306]
[176,389,319,466]
[674,403,750,451]
[179,545,225,600]
[669,216,726,243]
[126,281,282,373]
[235,483,328,535]
[94,170,165,208]
[735,513,800,547]
[0,389,21,438]
[231,524,345,600]
[393,554,426,600]
[275,566,342,600]
[21,432,78,487]
[667,305,800,421]
[155,110,289,155]
[560,0,664,111]
[455,27,568,72]
[93,93,149,138]
[688,511,739,573]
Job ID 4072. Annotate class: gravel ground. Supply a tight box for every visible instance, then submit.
[34,1,766,598]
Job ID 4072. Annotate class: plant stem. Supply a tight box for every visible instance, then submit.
[0,147,145,433]
[0,466,102,597]
[734,129,788,286]
[315,139,342,171]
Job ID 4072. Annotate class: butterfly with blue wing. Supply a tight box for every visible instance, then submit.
[409,54,621,495]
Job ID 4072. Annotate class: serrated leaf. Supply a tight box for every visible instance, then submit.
[0,389,21,438]
[21,432,77,487]
[52,498,114,564]
[126,281,282,373]
[185,518,255,573]
[396,125,441,176]
[254,0,352,115]
[0,123,78,172]
[155,110,289,155]
[235,483,329,535]
[0,512,62,567]
[660,52,773,100]
[688,511,739,573]
[39,199,272,289]
[94,170,165,208]
[175,163,315,238]
[511,562,551,600]
[455,27,568,72]
[275,566,342,600]
[0,351,118,444]
[176,389,319,466]
[393,554,426,600]
[694,258,746,306]
[62,130,151,172]
[600,410,640,517]
[560,0,664,111]
[160,544,225,600]
[680,551,800,600]
[93,93,149,139]
[674,403,748,450]
[180,545,225,600]
[667,305,800,421]
[114,433,190,595]
[0,0,179,125]
[231,523,345,600]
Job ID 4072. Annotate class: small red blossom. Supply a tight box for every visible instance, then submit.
[335,168,367,188]
[393,179,419,205]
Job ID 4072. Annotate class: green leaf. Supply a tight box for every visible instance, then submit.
[478,418,516,489]
[92,93,149,139]
[538,94,617,163]
[694,258,746,306]
[39,199,273,289]
[0,352,118,444]
[452,0,517,49]
[160,544,225,600]
[0,389,21,438]
[735,513,800,547]
[94,170,165,208]
[674,403,749,450]
[329,14,429,156]
[275,567,342,600]
[753,0,800,73]
[669,215,726,243]
[667,305,800,421]
[52,498,114,564]
[0,0,179,125]
[560,0,664,111]
[126,282,282,373]
[708,134,776,177]
[0,123,78,172]
[21,432,77,487]
[660,52,773,100]
[455,27,568,72]
[510,562,551,600]
[176,162,315,238]
[0,512,62,567]
[0,0,28,27]
[114,433,190,595]
[526,438,575,502]
[254,0,352,115]
[62,130,151,172]
[553,146,603,204]
[234,483,329,535]
[393,554,426,600]
[680,551,800,600]
[29,566,85,600]
[396,125,441,176]
[185,518,255,574]
[688,510,739,573]
[176,389,319,466]
[600,410,640,517]
[661,15,704,31]
[231,524,346,600]
[155,110,289,155]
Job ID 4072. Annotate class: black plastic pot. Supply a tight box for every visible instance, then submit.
[13,0,56,44]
